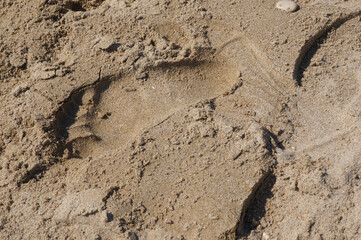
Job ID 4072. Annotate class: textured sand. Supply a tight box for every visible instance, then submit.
[0,0,360,239]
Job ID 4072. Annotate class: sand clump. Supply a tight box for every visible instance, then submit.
[0,0,360,239]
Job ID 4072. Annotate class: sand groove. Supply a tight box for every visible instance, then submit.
[294,11,361,86]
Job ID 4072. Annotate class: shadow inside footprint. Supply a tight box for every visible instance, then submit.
[55,57,238,158]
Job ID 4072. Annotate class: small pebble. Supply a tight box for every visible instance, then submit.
[208,213,220,220]
[164,218,174,224]
[276,1,299,12]
[262,232,270,240]
[94,36,118,52]
[135,71,148,80]
[9,53,26,68]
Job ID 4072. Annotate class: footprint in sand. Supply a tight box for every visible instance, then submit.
[55,55,238,158]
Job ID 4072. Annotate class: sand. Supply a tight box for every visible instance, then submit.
[0,0,360,239]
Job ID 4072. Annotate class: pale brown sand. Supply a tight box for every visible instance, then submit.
[0,0,360,239]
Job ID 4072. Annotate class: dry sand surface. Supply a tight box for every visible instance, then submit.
[0,0,360,239]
